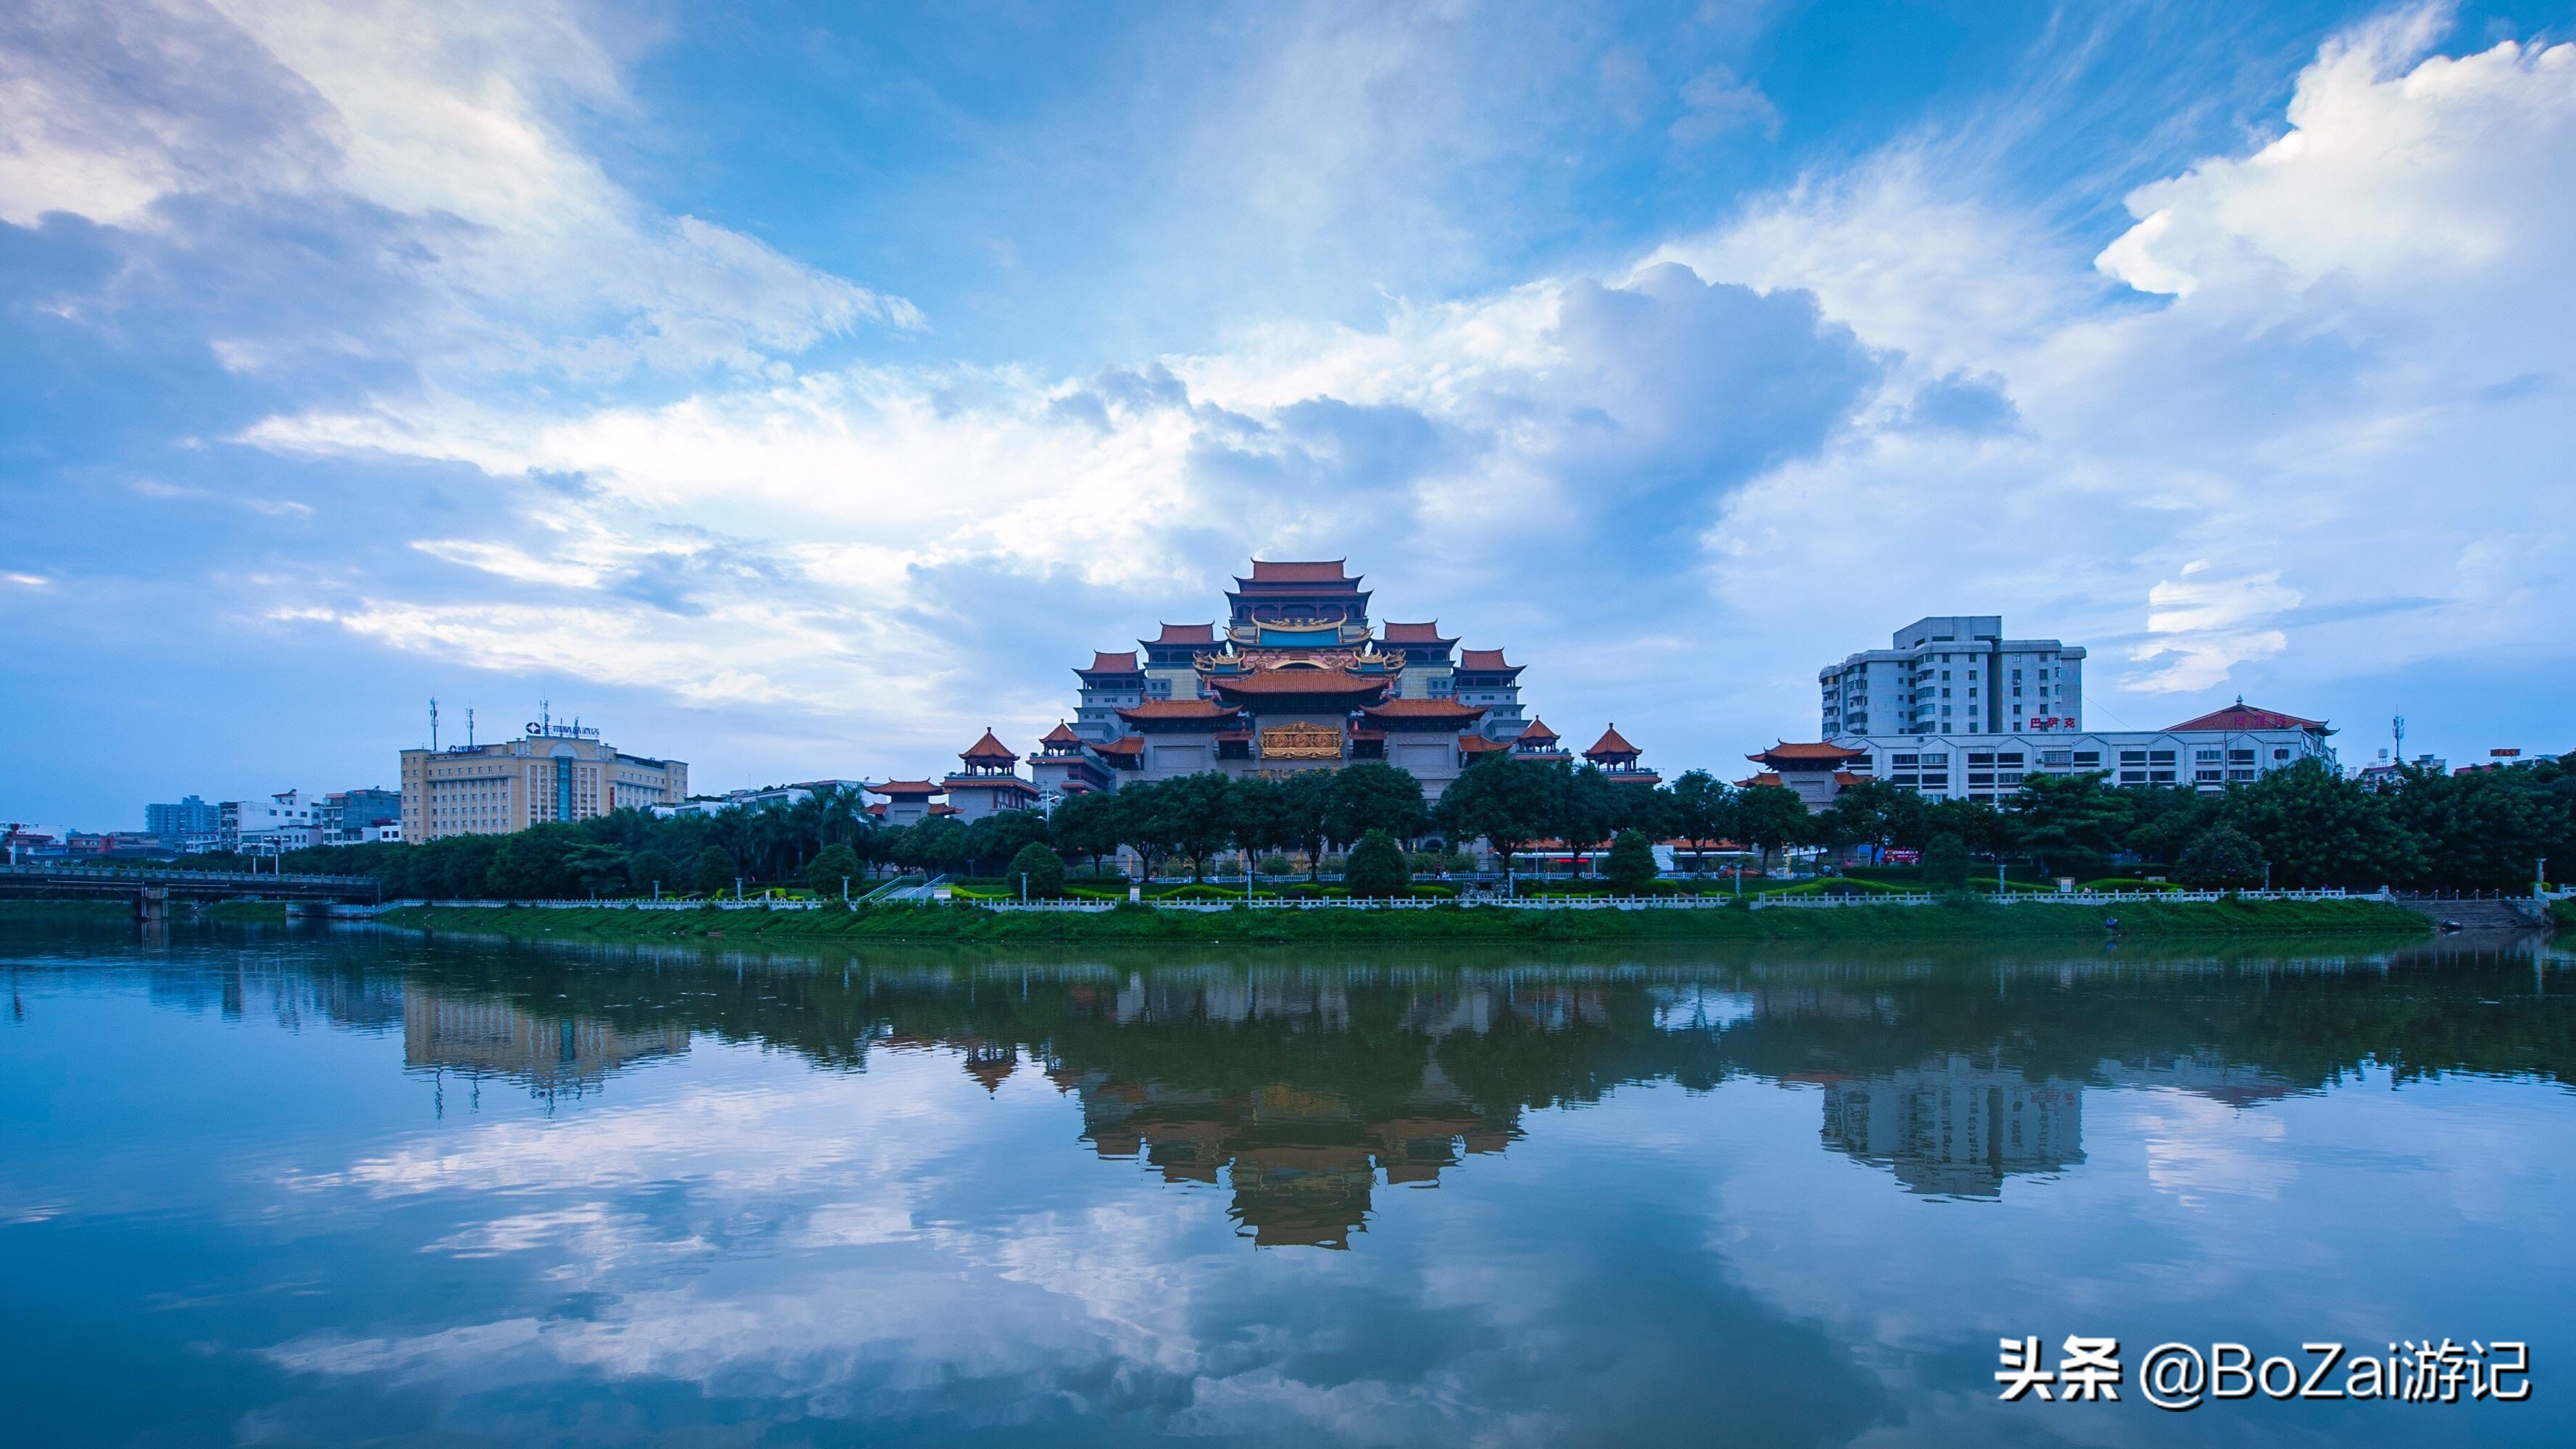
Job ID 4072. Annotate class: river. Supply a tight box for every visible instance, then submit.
[3,920,2569,1446]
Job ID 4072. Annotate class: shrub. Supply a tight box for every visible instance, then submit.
[1342,830,1411,898]
[1007,842,1068,898]
[804,843,864,899]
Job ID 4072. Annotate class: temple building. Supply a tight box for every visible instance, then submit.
[1041,559,1629,802]
[942,729,1041,822]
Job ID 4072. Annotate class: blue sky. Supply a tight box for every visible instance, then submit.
[4,0,2572,827]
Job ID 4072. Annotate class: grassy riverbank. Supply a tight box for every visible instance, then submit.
[377,897,2430,945]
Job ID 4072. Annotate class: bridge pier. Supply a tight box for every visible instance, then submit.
[135,882,169,930]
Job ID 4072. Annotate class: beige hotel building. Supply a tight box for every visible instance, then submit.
[401,727,688,842]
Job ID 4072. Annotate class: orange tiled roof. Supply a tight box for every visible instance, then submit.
[1040,721,1084,746]
[1116,699,1239,719]
[2162,698,2329,732]
[1748,741,1870,763]
[1364,698,1485,719]
[1517,717,1559,743]
[1149,623,1216,646]
[959,728,1014,763]
[867,780,941,796]
[1094,735,1145,756]
[1456,648,1517,671]
[1458,733,1508,753]
[1209,670,1389,698]
[1736,773,1786,788]
[1244,559,1350,583]
[1585,724,1639,758]
[1081,651,1141,674]
[1382,620,1452,643]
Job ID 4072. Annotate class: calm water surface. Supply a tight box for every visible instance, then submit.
[3,922,2570,1447]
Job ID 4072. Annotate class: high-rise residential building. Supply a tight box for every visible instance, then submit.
[144,795,220,841]
[317,787,403,843]
[1819,615,2085,738]
[400,724,687,842]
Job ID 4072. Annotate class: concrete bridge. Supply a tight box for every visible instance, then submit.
[0,862,382,924]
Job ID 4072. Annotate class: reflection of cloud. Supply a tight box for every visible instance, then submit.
[2133,1090,2296,1208]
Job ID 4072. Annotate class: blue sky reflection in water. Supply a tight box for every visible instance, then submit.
[1,925,2571,1446]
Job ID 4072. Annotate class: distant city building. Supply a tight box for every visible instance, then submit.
[143,794,220,840]
[1822,1056,2085,1198]
[400,722,687,842]
[650,780,863,820]
[221,790,319,851]
[1820,615,2085,737]
[1746,699,2340,809]
[317,787,401,844]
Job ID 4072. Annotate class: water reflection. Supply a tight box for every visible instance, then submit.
[404,982,691,1103]
[1822,1058,2083,1198]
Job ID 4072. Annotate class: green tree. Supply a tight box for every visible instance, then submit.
[1225,777,1293,869]
[1602,828,1658,893]
[2123,785,2220,865]
[1279,769,1338,879]
[689,845,736,895]
[1546,765,1620,876]
[2174,827,2266,890]
[630,849,681,896]
[1923,796,2012,856]
[1006,841,1067,898]
[1666,769,1735,873]
[2220,759,2421,888]
[1109,778,1183,880]
[1047,790,1120,875]
[2010,772,2127,876]
[1326,762,1426,847]
[964,809,1052,875]
[1922,833,1971,888]
[1141,772,1233,881]
[563,841,632,898]
[1731,785,1811,873]
[894,817,972,875]
[1341,829,1410,898]
[805,842,864,898]
[1434,757,1564,874]
[1820,780,1927,854]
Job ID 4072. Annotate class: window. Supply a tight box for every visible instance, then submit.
[2196,748,2222,762]
[2120,750,2147,765]
[1968,752,1995,766]
[1997,752,2024,766]
[1969,772,1995,787]
[2072,751,2101,767]
[2119,769,2146,784]
[2229,768,2256,782]
[2195,769,2222,783]
[2042,750,2072,767]
[2148,750,2176,764]
[2227,748,2256,764]
[1998,772,2023,787]
[2272,748,2291,761]
[2150,769,2175,783]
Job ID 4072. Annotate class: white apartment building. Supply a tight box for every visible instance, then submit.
[1827,701,2338,805]
[1820,615,2085,738]
[220,790,317,851]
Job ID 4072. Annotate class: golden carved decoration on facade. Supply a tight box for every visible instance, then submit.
[1259,724,1346,760]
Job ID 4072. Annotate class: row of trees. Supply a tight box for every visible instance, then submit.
[188,751,2575,898]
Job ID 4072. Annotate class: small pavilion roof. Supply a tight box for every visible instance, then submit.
[1517,717,1560,743]
[1456,648,1520,672]
[1382,621,1455,645]
[959,728,1015,764]
[1735,773,1786,789]
[1459,733,1509,753]
[1093,735,1145,756]
[1585,724,1640,759]
[2162,697,2332,733]
[867,780,942,798]
[1148,623,1217,646]
[1080,651,1141,675]
[1040,721,1085,747]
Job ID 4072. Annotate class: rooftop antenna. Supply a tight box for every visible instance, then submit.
[541,698,551,738]
[430,698,439,751]
[2393,714,2406,764]
[467,708,475,748]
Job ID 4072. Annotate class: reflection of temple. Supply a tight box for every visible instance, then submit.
[403,985,690,1098]
[1055,1061,1517,1249]
[1820,1055,2083,1198]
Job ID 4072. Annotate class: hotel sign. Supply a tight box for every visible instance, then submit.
[1259,724,1344,761]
